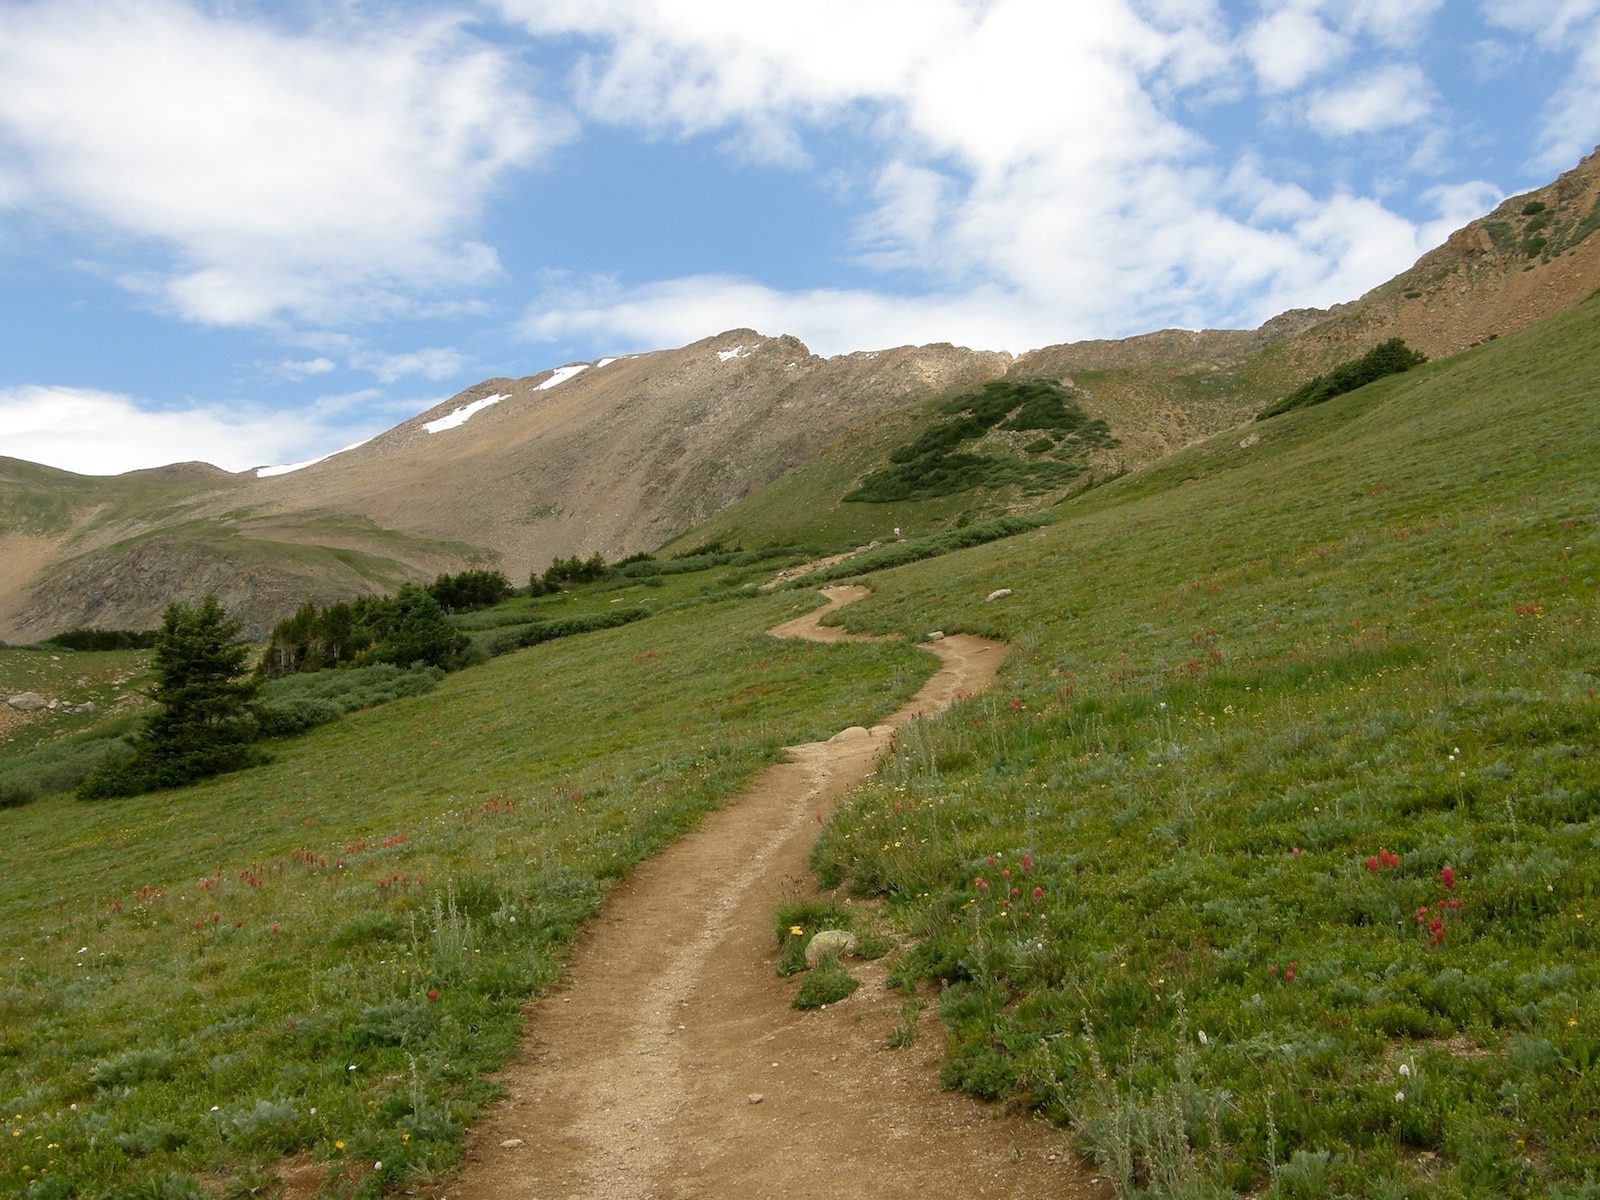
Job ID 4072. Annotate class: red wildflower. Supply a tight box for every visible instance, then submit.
[1033,886,1044,900]
[1022,854,1032,874]
[1441,865,1456,890]
[428,989,440,1002]
[1367,855,1380,872]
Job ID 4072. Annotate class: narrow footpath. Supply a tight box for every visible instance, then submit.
[448,586,1105,1199]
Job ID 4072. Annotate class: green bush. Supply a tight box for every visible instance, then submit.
[0,731,135,807]
[1257,337,1427,419]
[480,607,650,658]
[793,955,861,1009]
[428,569,512,613]
[43,628,158,651]
[260,587,468,678]
[251,663,444,737]
[846,378,1115,502]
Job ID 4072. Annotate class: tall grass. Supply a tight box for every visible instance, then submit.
[812,296,1600,1197]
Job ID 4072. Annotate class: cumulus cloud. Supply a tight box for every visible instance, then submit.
[1244,6,1350,92]
[360,347,472,384]
[1306,64,1436,136]
[0,0,568,327]
[0,385,375,475]
[1482,1,1600,172]
[505,0,1477,353]
[276,358,337,382]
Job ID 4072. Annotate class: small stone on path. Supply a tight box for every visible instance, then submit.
[748,1094,764,1105]
[500,1139,524,1149]
[927,631,944,640]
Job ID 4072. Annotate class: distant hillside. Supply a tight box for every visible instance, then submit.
[3,147,1598,641]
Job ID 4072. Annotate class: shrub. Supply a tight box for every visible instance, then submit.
[251,663,444,737]
[0,730,135,807]
[793,955,861,1009]
[1257,337,1428,420]
[261,588,469,678]
[846,378,1115,502]
[43,628,158,651]
[428,568,512,613]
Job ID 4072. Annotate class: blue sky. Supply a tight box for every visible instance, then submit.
[1,0,1597,475]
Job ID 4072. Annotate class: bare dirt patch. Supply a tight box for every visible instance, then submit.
[438,587,1104,1200]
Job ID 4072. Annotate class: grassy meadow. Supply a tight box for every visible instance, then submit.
[0,591,931,1198]
[806,294,1600,1195]
[2,286,1598,1199]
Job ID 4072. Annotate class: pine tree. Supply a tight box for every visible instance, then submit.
[80,595,262,798]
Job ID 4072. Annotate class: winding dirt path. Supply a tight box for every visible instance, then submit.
[449,587,1104,1200]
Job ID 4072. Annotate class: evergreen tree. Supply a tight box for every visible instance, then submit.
[80,595,262,798]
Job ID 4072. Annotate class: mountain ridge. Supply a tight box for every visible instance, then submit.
[4,147,1599,641]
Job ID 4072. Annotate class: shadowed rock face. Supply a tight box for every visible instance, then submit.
[5,149,1600,641]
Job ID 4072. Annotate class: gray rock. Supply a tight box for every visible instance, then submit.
[827,726,869,743]
[927,630,945,641]
[70,702,98,714]
[984,588,1013,602]
[6,693,47,712]
[804,929,858,967]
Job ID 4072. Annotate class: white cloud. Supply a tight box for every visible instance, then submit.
[1306,64,1435,137]
[1482,0,1600,45]
[1338,0,1444,48]
[276,357,337,382]
[506,1,1471,352]
[0,1,568,327]
[0,385,372,475]
[1244,6,1350,92]
[361,347,471,384]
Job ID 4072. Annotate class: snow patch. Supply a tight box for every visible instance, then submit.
[717,342,761,363]
[537,363,590,391]
[424,394,504,434]
[256,438,370,478]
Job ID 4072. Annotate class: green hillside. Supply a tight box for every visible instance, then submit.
[809,293,1600,1196]
[0,593,930,1197]
[2,290,1597,1198]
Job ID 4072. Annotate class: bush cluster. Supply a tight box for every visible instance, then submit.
[531,553,608,594]
[259,586,468,678]
[251,663,446,737]
[427,569,511,613]
[43,628,159,651]
[1257,337,1427,420]
[0,725,137,808]
[846,377,1115,502]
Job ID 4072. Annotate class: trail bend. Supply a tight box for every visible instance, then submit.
[449,585,1104,1200]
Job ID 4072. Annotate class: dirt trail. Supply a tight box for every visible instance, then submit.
[450,587,1104,1200]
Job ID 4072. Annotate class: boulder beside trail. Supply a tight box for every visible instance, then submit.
[804,929,858,967]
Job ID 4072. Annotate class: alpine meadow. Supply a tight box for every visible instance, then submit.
[4,146,1600,1199]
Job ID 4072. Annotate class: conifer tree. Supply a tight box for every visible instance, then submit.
[80,594,262,798]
